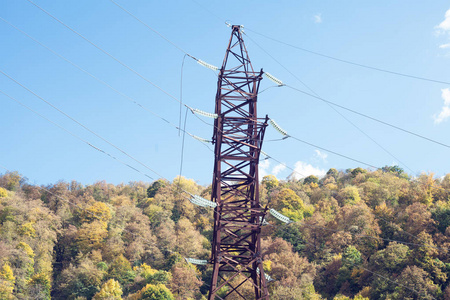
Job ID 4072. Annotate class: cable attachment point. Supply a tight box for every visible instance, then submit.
[269,119,288,137]
[264,72,284,86]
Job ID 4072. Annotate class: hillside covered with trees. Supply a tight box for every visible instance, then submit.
[0,167,449,299]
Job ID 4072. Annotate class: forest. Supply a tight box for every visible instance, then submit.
[0,166,449,299]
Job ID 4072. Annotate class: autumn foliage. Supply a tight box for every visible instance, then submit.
[0,169,449,299]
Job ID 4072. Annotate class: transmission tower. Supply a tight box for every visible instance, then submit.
[208,25,269,300]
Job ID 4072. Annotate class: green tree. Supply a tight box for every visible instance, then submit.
[108,254,135,286]
[391,266,441,300]
[28,273,51,300]
[139,283,174,300]
[138,264,171,285]
[146,179,168,198]
[381,165,405,176]
[304,175,319,185]
[432,201,450,234]
[370,242,409,273]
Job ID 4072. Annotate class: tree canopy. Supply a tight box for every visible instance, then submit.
[0,168,449,299]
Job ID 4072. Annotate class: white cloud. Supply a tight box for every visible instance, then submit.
[439,43,450,49]
[314,13,322,24]
[314,149,328,162]
[259,159,271,181]
[436,9,450,33]
[433,88,450,124]
[272,163,286,176]
[443,88,450,106]
[289,161,326,180]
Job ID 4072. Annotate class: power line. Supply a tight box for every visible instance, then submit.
[24,0,383,177]
[244,33,415,174]
[0,90,154,181]
[245,27,450,86]
[181,2,447,172]
[0,17,173,125]
[186,3,449,176]
[25,0,182,106]
[14,1,437,188]
[0,69,166,179]
[286,85,450,150]
[108,0,191,57]
[95,4,382,173]
[246,30,450,152]
[1,16,305,187]
[1,75,216,207]
[288,135,378,169]
[0,17,214,155]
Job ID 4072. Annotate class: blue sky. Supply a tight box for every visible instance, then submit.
[1,0,450,186]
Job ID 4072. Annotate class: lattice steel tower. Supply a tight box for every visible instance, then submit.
[208,25,269,300]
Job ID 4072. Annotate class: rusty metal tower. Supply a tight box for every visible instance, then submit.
[208,25,269,300]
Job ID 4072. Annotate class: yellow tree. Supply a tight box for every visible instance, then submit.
[92,279,123,300]
[0,262,15,299]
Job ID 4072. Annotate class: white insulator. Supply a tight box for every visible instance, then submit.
[259,216,269,225]
[192,135,211,144]
[269,208,292,224]
[192,108,218,119]
[185,258,208,265]
[256,267,274,282]
[269,119,288,137]
[190,195,217,208]
[264,72,284,86]
[197,59,219,71]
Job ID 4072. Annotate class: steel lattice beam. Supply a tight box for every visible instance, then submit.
[208,25,269,300]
